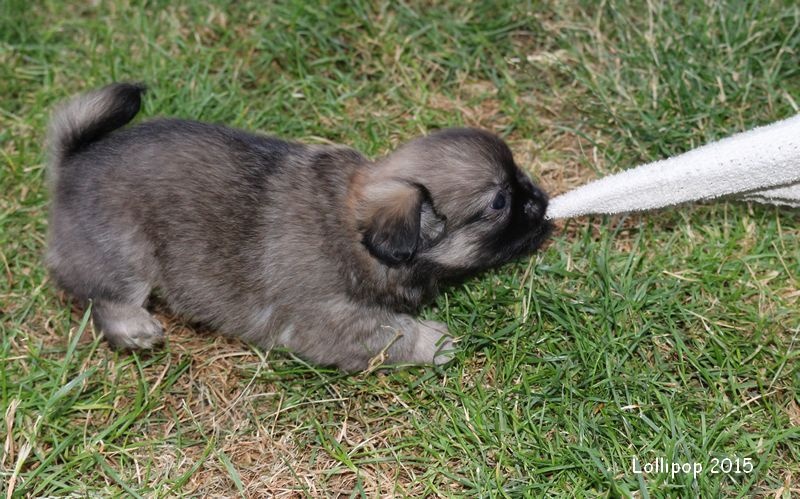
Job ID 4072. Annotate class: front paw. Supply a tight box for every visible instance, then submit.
[414,320,455,365]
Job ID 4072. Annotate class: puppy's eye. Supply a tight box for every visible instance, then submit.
[490,191,507,210]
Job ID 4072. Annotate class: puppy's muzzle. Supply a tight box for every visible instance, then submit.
[516,169,549,223]
[523,187,548,223]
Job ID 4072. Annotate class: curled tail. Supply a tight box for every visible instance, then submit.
[48,82,146,165]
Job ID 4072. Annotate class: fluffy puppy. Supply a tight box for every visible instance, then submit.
[46,83,551,371]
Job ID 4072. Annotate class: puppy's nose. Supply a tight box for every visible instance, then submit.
[524,191,548,221]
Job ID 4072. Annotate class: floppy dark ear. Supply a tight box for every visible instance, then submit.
[358,181,445,266]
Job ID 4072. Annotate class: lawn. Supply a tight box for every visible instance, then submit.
[1,0,798,496]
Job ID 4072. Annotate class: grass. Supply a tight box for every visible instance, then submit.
[1,0,799,496]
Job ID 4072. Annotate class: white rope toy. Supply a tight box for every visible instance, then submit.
[545,114,800,220]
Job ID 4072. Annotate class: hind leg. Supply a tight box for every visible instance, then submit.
[47,213,163,350]
[92,298,164,350]
[83,280,164,350]
[77,278,164,350]
[53,273,164,350]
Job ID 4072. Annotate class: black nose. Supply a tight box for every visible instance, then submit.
[524,188,548,221]
[515,169,548,221]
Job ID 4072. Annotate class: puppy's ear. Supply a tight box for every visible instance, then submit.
[358,180,445,265]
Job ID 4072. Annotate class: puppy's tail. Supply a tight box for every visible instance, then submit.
[48,82,146,165]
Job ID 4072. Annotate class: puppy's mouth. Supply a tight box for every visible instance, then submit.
[511,220,553,256]
[528,220,553,249]
[480,219,552,270]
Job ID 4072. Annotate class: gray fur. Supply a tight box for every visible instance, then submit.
[46,83,551,371]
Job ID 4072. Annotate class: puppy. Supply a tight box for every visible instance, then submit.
[46,83,551,371]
